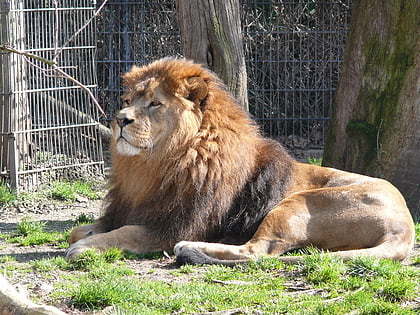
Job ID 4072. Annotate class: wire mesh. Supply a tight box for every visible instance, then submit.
[242,1,352,150]
[1,0,352,189]
[96,0,352,154]
[0,0,103,190]
[96,0,180,121]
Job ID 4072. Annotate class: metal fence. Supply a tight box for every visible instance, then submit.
[97,0,352,156]
[96,0,180,120]
[0,0,351,189]
[0,0,103,190]
[242,1,352,152]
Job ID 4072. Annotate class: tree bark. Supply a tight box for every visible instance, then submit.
[176,0,248,110]
[323,0,420,218]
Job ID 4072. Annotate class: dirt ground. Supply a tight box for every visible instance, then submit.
[0,192,419,314]
[0,197,184,272]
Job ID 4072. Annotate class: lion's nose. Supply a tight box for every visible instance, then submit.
[116,117,134,128]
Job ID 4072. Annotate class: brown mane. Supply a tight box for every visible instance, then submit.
[99,58,293,245]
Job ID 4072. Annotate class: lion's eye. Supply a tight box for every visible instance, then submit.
[122,99,130,107]
[149,101,161,108]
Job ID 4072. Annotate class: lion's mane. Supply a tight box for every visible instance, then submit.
[99,58,294,246]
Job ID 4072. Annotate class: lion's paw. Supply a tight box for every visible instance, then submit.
[65,239,95,260]
[68,225,97,244]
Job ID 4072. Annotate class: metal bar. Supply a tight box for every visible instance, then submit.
[0,85,97,94]
[0,123,100,135]
[17,161,104,175]
[1,7,95,13]
[8,132,18,189]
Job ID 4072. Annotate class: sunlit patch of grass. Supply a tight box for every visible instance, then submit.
[300,249,345,285]
[18,249,420,314]
[16,217,46,236]
[2,206,419,315]
[415,222,420,242]
[0,182,18,206]
[47,180,102,201]
[307,157,322,166]
[4,217,67,246]
[346,256,400,279]
[74,213,95,226]
[0,255,16,263]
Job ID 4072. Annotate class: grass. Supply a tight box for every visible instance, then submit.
[307,157,323,166]
[46,180,103,201]
[4,218,68,246]
[0,179,103,207]
[0,188,419,314]
[44,251,418,315]
[4,221,417,315]
[0,182,19,205]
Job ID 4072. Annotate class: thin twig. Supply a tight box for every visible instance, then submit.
[52,66,107,117]
[294,286,366,304]
[197,308,249,315]
[322,286,365,304]
[0,45,56,66]
[0,45,107,118]
[53,0,110,60]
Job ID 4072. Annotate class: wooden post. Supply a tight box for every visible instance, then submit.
[0,0,29,188]
[176,0,248,110]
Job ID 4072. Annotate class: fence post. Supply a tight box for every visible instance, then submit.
[8,132,18,189]
[0,0,29,188]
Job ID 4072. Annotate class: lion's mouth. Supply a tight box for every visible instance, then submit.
[115,133,153,156]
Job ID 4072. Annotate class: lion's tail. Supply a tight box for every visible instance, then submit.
[175,247,303,266]
[175,243,413,266]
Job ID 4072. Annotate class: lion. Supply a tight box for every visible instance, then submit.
[66,57,415,265]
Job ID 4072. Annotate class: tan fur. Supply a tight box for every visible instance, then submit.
[67,58,415,264]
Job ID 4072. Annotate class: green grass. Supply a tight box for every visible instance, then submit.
[1,217,68,246]
[307,157,323,166]
[0,195,418,314]
[1,215,85,248]
[47,180,102,201]
[46,254,418,315]
[0,182,18,205]
[0,179,103,205]
[16,217,46,236]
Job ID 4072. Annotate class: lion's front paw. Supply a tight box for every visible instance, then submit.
[69,224,97,244]
[65,238,96,260]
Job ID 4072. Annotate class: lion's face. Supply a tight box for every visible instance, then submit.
[112,73,207,156]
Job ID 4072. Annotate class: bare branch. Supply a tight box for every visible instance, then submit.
[0,45,107,118]
[0,45,56,66]
[53,0,110,60]
[52,65,107,117]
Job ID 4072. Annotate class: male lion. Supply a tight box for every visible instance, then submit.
[67,58,415,264]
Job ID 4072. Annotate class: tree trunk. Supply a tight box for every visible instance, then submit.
[323,0,420,218]
[176,0,248,110]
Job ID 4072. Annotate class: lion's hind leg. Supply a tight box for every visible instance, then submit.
[174,182,415,265]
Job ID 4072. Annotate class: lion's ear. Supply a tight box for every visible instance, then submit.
[186,77,208,106]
